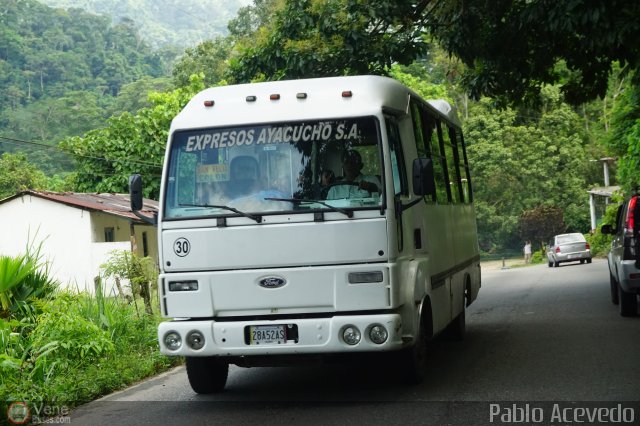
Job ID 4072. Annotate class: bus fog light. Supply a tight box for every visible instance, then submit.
[186,331,205,350]
[369,324,388,344]
[342,326,361,345]
[164,331,182,351]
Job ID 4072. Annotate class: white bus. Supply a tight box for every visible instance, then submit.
[130,75,481,393]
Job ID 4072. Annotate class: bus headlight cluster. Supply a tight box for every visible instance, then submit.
[164,330,206,351]
[341,324,389,345]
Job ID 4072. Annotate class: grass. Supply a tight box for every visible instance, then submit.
[0,290,181,417]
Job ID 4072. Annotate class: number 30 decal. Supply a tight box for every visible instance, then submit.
[174,238,190,257]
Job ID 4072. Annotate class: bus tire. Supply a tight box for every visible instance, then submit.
[618,284,638,317]
[444,286,467,340]
[186,356,229,394]
[399,325,427,385]
[610,273,619,305]
[448,304,466,341]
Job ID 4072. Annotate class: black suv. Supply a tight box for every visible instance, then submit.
[601,195,640,316]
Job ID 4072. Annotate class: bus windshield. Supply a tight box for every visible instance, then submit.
[163,116,383,219]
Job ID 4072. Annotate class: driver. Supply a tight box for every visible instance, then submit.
[325,150,380,199]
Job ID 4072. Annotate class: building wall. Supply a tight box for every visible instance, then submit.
[0,195,94,291]
[91,211,159,264]
[91,211,132,243]
[0,195,158,293]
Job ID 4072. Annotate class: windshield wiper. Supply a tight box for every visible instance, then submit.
[264,197,353,218]
[179,203,262,223]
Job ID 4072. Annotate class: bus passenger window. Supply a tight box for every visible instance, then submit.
[386,118,406,196]
[425,115,450,204]
[442,127,462,204]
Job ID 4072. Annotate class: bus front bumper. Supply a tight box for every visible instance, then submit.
[157,314,404,357]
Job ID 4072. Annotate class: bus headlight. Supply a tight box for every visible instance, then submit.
[342,325,361,345]
[368,324,388,344]
[164,331,182,351]
[186,331,205,350]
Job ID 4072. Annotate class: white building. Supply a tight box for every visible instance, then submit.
[0,190,158,293]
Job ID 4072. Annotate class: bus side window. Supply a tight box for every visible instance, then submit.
[422,112,450,204]
[410,100,434,202]
[385,117,407,196]
[443,125,462,204]
[456,131,473,203]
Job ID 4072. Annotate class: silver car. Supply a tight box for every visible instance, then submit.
[547,233,592,267]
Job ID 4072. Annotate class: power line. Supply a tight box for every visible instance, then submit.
[0,135,163,169]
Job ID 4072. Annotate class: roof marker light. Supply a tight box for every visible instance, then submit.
[270,94,281,100]
[203,100,214,107]
[342,90,353,98]
[246,95,257,102]
[296,93,308,99]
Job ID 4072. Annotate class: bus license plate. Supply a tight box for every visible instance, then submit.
[249,325,287,345]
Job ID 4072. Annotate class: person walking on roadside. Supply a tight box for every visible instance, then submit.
[524,241,532,264]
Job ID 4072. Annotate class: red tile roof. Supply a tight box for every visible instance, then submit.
[1,190,158,223]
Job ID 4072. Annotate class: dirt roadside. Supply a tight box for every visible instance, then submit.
[481,258,528,270]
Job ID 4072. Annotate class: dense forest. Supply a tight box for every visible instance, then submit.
[0,0,173,175]
[38,0,251,48]
[2,0,639,253]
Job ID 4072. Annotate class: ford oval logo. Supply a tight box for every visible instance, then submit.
[258,276,287,289]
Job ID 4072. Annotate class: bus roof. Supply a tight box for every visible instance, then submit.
[170,75,460,131]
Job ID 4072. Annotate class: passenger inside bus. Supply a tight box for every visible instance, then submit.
[319,169,336,199]
[226,155,260,198]
[325,150,380,199]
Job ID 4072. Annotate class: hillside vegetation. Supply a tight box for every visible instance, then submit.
[37,0,251,48]
[0,0,171,174]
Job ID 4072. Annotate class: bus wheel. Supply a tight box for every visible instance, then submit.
[448,305,466,341]
[610,273,619,305]
[443,288,467,341]
[186,356,229,393]
[618,285,638,317]
[399,325,427,385]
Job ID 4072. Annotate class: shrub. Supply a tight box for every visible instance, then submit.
[531,250,545,264]
[29,294,115,375]
[0,238,58,320]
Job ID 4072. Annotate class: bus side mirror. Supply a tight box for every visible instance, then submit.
[129,174,144,212]
[412,158,435,197]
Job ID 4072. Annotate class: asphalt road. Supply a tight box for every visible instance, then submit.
[70,259,640,425]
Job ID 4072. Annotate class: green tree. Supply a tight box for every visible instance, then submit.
[172,38,233,88]
[426,0,640,106]
[465,89,593,252]
[518,205,566,250]
[0,153,48,199]
[227,0,429,82]
[60,75,206,199]
[604,73,640,192]
[100,250,159,316]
